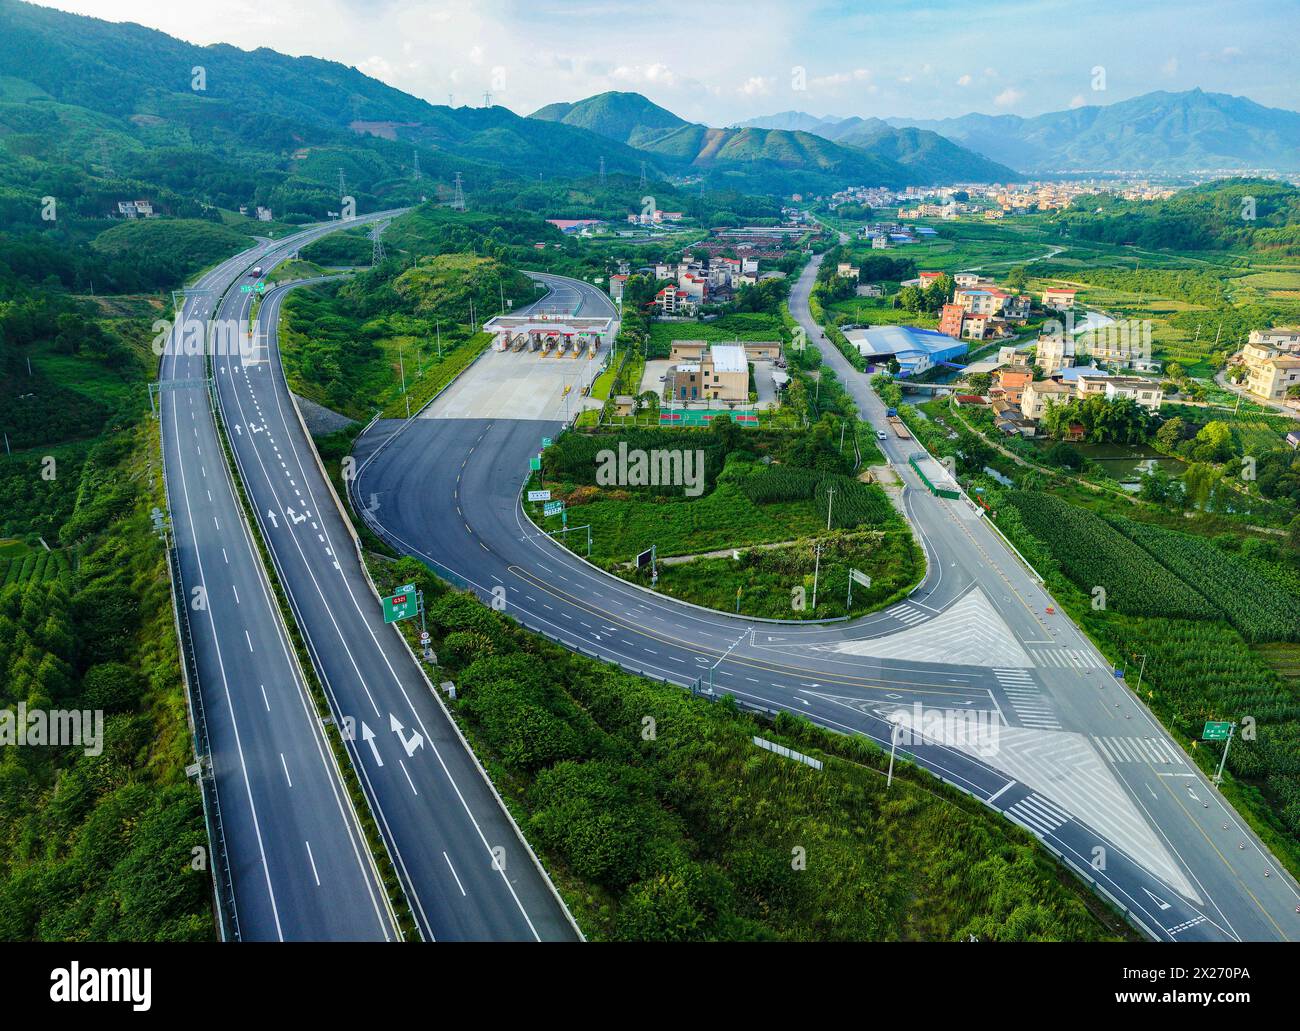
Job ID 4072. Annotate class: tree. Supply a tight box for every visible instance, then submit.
[1155,416,1185,452]
[1193,420,1233,463]
[1005,266,1028,292]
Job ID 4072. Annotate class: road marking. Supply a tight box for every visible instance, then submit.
[398,758,419,796]
[443,851,467,896]
[305,840,321,886]
[280,752,293,787]
[245,630,253,652]
[260,684,270,712]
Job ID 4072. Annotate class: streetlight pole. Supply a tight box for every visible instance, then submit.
[1133,652,1148,695]
[886,717,902,789]
[825,485,836,531]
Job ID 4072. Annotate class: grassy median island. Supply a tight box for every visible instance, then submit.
[367,553,1131,941]
[528,419,924,620]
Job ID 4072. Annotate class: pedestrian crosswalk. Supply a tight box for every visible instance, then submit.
[1030,646,1105,670]
[885,603,928,626]
[1006,792,1071,836]
[1093,735,1185,767]
[993,668,1062,730]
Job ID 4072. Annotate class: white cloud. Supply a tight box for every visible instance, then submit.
[1161,56,1178,76]
[956,73,972,87]
[738,76,772,96]
[993,87,1024,108]
[1068,94,1086,108]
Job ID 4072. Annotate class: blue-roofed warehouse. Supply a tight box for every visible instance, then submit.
[842,325,968,376]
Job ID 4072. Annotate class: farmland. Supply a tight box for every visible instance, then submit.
[0,540,71,587]
[1110,517,1300,642]
[1000,492,1220,619]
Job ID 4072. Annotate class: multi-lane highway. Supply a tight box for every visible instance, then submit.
[215,272,579,942]
[161,220,402,941]
[353,262,1300,942]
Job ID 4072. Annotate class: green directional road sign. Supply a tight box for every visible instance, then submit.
[529,455,541,471]
[542,437,553,448]
[543,500,564,518]
[1202,720,1233,741]
[383,587,419,623]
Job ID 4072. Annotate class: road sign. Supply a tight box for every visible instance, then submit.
[850,568,872,589]
[528,489,552,502]
[383,590,418,623]
[541,437,553,448]
[420,631,430,644]
[1202,720,1232,741]
[543,500,564,517]
[529,456,541,471]
[635,547,654,570]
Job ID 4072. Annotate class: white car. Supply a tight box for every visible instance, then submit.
[876,430,888,440]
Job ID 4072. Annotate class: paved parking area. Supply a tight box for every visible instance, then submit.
[421,345,605,420]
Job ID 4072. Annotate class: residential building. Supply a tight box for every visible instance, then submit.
[856,283,884,298]
[1041,287,1077,310]
[1241,342,1300,402]
[1035,333,1076,376]
[1020,379,1074,421]
[938,303,965,338]
[963,313,991,340]
[1248,328,1300,353]
[954,288,1008,316]
[1102,376,1164,410]
[996,368,1033,405]
[670,344,749,403]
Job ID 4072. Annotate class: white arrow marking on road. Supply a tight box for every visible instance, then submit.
[389,713,424,757]
[360,722,383,767]
[233,424,242,435]
[266,510,278,528]
[1142,887,1172,911]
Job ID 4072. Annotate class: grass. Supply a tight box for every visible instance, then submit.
[0,539,71,586]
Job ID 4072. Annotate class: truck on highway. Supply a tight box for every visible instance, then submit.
[249,266,263,277]
[887,416,910,439]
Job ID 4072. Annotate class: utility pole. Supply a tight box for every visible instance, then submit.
[338,168,346,199]
[412,149,421,180]
[436,320,442,358]
[825,486,836,530]
[451,172,465,212]
[811,540,823,611]
[598,155,606,188]
[398,341,409,418]
[639,161,647,189]
[1133,652,1148,695]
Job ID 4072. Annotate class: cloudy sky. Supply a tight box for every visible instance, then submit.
[40,0,1300,122]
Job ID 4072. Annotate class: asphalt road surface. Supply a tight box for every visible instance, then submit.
[160,218,402,941]
[354,264,1300,942]
[215,270,579,942]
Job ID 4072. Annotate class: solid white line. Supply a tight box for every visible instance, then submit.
[305,840,321,886]
[280,753,293,788]
[398,759,419,796]
[443,851,467,896]
[260,684,270,712]
[987,779,1016,804]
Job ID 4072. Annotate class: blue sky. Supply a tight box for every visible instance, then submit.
[44,0,1300,122]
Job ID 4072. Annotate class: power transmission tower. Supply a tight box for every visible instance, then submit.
[338,168,346,198]
[482,91,492,108]
[638,161,647,189]
[448,92,454,107]
[451,172,466,211]
[599,156,606,188]
[372,222,386,265]
[412,149,421,180]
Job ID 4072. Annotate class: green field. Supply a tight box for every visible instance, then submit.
[0,539,71,586]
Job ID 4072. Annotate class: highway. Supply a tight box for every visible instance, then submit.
[216,271,580,941]
[160,219,403,941]
[353,263,1300,942]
